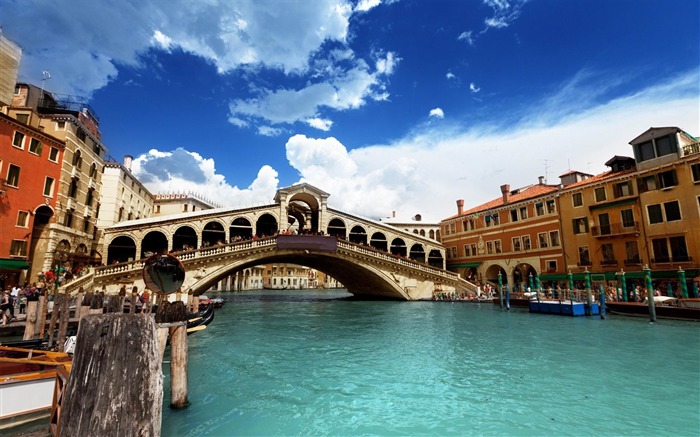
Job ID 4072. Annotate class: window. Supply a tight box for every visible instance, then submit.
[510,209,518,222]
[83,219,91,233]
[64,210,74,228]
[613,181,632,198]
[648,201,681,224]
[549,231,560,247]
[519,206,528,220]
[6,164,20,187]
[118,207,124,222]
[12,131,25,149]
[49,147,60,162]
[637,141,655,162]
[486,241,494,255]
[10,240,28,257]
[463,218,476,231]
[43,177,55,197]
[522,235,531,250]
[450,223,456,234]
[648,204,663,224]
[16,211,29,227]
[77,129,86,142]
[655,134,675,157]
[470,243,477,255]
[16,113,29,124]
[538,232,548,248]
[638,175,657,192]
[664,201,681,221]
[545,260,557,272]
[536,203,544,216]
[546,200,556,214]
[652,238,670,263]
[621,209,635,228]
[598,213,611,235]
[156,205,161,213]
[89,163,97,178]
[57,121,66,130]
[29,138,43,155]
[625,242,641,265]
[494,240,502,253]
[512,237,522,252]
[86,188,94,207]
[601,243,616,265]
[670,236,689,262]
[658,170,677,189]
[578,246,591,266]
[573,193,583,207]
[692,163,700,183]
[485,213,500,226]
[72,150,82,168]
[594,187,607,202]
[69,178,79,198]
[573,217,589,234]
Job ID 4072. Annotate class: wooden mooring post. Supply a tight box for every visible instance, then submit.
[58,313,163,436]
[155,300,190,409]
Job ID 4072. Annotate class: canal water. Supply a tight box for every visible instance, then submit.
[161,290,699,437]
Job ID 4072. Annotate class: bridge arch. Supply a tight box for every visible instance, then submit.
[229,217,253,241]
[202,220,227,247]
[390,238,407,257]
[141,230,168,258]
[370,232,387,251]
[107,235,136,264]
[349,225,367,244]
[326,217,347,238]
[256,213,278,237]
[173,225,198,251]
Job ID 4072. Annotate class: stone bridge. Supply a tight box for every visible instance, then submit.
[93,235,473,300]
[93,183,476,300]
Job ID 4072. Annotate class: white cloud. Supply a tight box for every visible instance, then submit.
[429,108,445,118]
[151,30,173,50]
[469,82,481,93]
[482,0,525,31]
[375,51,400,75]
[306,118,334,131]
[457,31,475,46]
[355,0,381,12]
[446,72,456,80]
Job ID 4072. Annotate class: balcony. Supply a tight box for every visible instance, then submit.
[682,142,700,157]
[84,206,93,217]
[70,166,79,178]
[591,221,640,237]
[38,95,100,122]
[651,256,693,265]
[66,198,76,210]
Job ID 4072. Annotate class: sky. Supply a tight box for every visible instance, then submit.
[2,0,698,222]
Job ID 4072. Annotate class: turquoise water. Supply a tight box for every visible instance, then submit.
[161,290,699,437]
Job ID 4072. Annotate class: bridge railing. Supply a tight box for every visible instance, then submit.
[336,240,461,282]
[94,235,459,283]
[95,237,278,279]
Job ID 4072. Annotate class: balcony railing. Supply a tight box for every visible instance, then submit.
[651,256,693,264]
[682,142,700,157]
[591,221,640,237]
[38,95,100,122]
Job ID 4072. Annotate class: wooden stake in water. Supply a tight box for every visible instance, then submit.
[644,265,656,323]
[598,284,606,320]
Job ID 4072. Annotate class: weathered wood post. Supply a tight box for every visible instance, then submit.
[155,300,190,408]
[131,287,139,314]
[37,291,48,338]
[47,293,62,348]
[22,299,39,340]
[56,293,70,351]
[58,314,163,436]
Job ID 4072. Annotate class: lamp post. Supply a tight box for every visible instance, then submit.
[620,269,627,302]
[498,271,503,309]
[644,264,656,323]
[677,267,688,299]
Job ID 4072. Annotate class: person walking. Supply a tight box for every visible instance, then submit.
[1,290,11,326]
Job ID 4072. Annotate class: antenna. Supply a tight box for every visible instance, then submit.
[40,70,51,94]
[543,159,551,184]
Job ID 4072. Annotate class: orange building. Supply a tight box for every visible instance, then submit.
[441,176,563,292]
[0,112,64,288]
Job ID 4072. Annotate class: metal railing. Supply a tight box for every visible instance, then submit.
[591,221,640,237]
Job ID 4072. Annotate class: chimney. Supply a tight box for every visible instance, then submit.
[538,176,545,185]
[392,211,396,218]
[123,154,133,171]
[500,184,510,204]
[456,199,464,215]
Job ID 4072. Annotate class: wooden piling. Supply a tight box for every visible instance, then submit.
[37,294,48,338]
[155,300,189,409]
[58,314,163,437]
[22,300,38,340]
[56,294,70,351]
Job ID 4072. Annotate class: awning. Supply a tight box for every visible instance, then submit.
[0,259,30,270]
[448,262,482,268]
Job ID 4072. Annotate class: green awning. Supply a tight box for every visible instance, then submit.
[0,259,30,270]
[541,270,697,282]
[448,261,482,268]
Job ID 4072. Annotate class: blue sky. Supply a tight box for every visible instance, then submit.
[3,0,698,221]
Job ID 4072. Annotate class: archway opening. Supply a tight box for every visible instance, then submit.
[142,230,168,258]
[369,232,387,252]
[107,236,136,264]
[427,249,444,268]
[409,244,426,263]
[327,218,346,239]
[173,226,197,251]
[256,213,278,238]
[349,225,367,245]
[202,221,226,247]
[230,217,253,241]
[390,238,407,257]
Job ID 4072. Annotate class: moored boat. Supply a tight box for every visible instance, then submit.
[606,297,700,321]
[0,346,72,430]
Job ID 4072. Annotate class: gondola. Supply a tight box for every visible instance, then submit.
[186,303,215,334]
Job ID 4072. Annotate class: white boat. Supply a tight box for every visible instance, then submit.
[0,346,72,430]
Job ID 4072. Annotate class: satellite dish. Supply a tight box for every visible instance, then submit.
[142,254,185,295]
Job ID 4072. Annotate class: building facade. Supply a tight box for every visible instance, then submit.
[7,83,108,277]
[0,111,64,287]
[441,177,562,291]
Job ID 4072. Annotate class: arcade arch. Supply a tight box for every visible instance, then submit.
[230,217,253,241]
[173,226,197,251]
[202,221,226,247]
[107,236,136,264]
[409,244,426,263]
[349,225,367,245]
[141,230,168,258]
[256,213,278,237]
[390,238,407,257]
[370,232,387,252]
[327,218,346,238]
